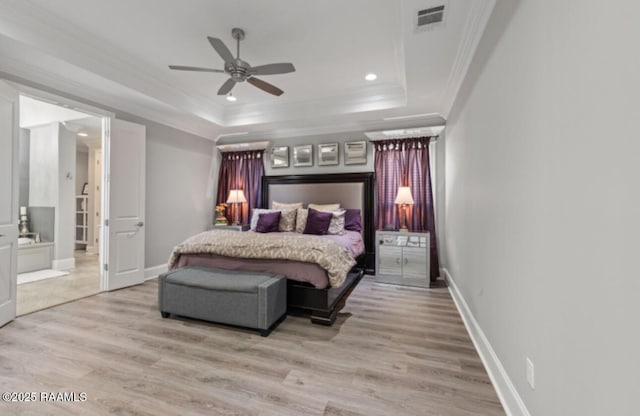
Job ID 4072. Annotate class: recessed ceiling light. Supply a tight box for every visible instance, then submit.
[77,132,88,137]
[226,93,237,102]
[365,73,377,81]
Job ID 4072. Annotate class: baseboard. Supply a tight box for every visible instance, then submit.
[443,268,531,416]
[144,264,167,281]
[52,257,75,271]
[85,245,97,254]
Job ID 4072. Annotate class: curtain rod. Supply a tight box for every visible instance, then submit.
[364,125,445,141]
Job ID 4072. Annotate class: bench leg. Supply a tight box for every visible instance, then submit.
[260,314,287,336]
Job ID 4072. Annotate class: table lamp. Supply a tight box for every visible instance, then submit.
[394,186,414,232]
[226,189,247,226]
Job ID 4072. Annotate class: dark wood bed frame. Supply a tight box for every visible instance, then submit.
[261,172,375,326]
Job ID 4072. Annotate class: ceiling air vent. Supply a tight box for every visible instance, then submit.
[416,5,445,31]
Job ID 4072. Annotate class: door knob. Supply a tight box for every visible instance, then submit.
[135,221,144,227]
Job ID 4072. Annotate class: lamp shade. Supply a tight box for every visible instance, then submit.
[226,189,247,204]
[394,186,414,204]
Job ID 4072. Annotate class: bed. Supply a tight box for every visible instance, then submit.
[170,172,375,325]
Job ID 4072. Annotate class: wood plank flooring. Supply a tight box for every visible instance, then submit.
[0,277,504,416]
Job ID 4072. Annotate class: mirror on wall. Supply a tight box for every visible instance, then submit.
[270,146,289,168]
[318,143,338,166]
[293,144,313,167]
[344,141,367,165]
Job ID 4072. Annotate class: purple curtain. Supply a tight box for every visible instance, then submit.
[216,150,265,225]
[374,137,440,280]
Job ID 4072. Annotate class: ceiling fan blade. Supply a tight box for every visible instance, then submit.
[217,78,237,95]
[168,65,225,73]
[207,36,235,66]
[250,63,296,76]
[247,77,284,96]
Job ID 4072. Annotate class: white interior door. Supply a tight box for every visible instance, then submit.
[0,81,19,327]
[105,119,146,291]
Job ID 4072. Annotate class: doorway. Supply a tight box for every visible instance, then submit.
[16,95,105,315]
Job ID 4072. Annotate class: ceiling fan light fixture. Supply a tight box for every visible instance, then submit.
[365,73,377,81]
[169,28,295,97]
[226,93,237,102]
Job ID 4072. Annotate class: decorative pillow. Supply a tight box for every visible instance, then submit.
[295,208,308,233]
[255,211,281,233]
[303,208,332,235]
[278,209,297,232]
[344,209,362,232]
[272,201,303,210]
[250,209,279,230]
[327,210,346,235]
[308,203,340,211]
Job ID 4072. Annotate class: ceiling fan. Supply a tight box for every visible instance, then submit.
[169,27,295,97]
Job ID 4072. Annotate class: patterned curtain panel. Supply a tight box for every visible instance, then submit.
[216,150,265,225]
[374,137,440,280]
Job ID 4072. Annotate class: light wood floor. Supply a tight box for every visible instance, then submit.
[1,277,504,416]
[17,250,101,316]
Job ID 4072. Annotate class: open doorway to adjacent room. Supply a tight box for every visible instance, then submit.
[16,95,104,315]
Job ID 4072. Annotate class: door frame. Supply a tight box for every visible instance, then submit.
[8,81,115,292]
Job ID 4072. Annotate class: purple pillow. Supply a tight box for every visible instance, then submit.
[344,209,362,232]
[303,208,332,235]
[255,211,281,233]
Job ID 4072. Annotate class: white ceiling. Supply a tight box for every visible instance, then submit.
[0,0,495,141]
[19,95,91,128]
[19,95,103,147]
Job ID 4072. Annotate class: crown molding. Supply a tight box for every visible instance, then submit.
[439,0,496,117]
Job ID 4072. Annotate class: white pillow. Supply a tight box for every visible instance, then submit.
[272,201,303,210]
[295,208,308,233]
[308,203,340,211]
[278,209,297,232]
[327,210,346,235]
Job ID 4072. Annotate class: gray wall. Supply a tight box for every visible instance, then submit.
[140,118,214,267]
[56,124,76,261]
[444,1,638,415]
[75,148,88,196]
[28,123,58,207]
[28,122,76,262]
[18,128,30,209]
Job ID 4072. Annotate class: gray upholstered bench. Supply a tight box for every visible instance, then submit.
[158,267,287,336]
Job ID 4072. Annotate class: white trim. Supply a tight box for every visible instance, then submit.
[85,245,97,255]
[52,257,75,271]
[443,268,531,416]
[144,264,167,281]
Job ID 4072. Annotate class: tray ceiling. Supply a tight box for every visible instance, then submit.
[0,0,495,140]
